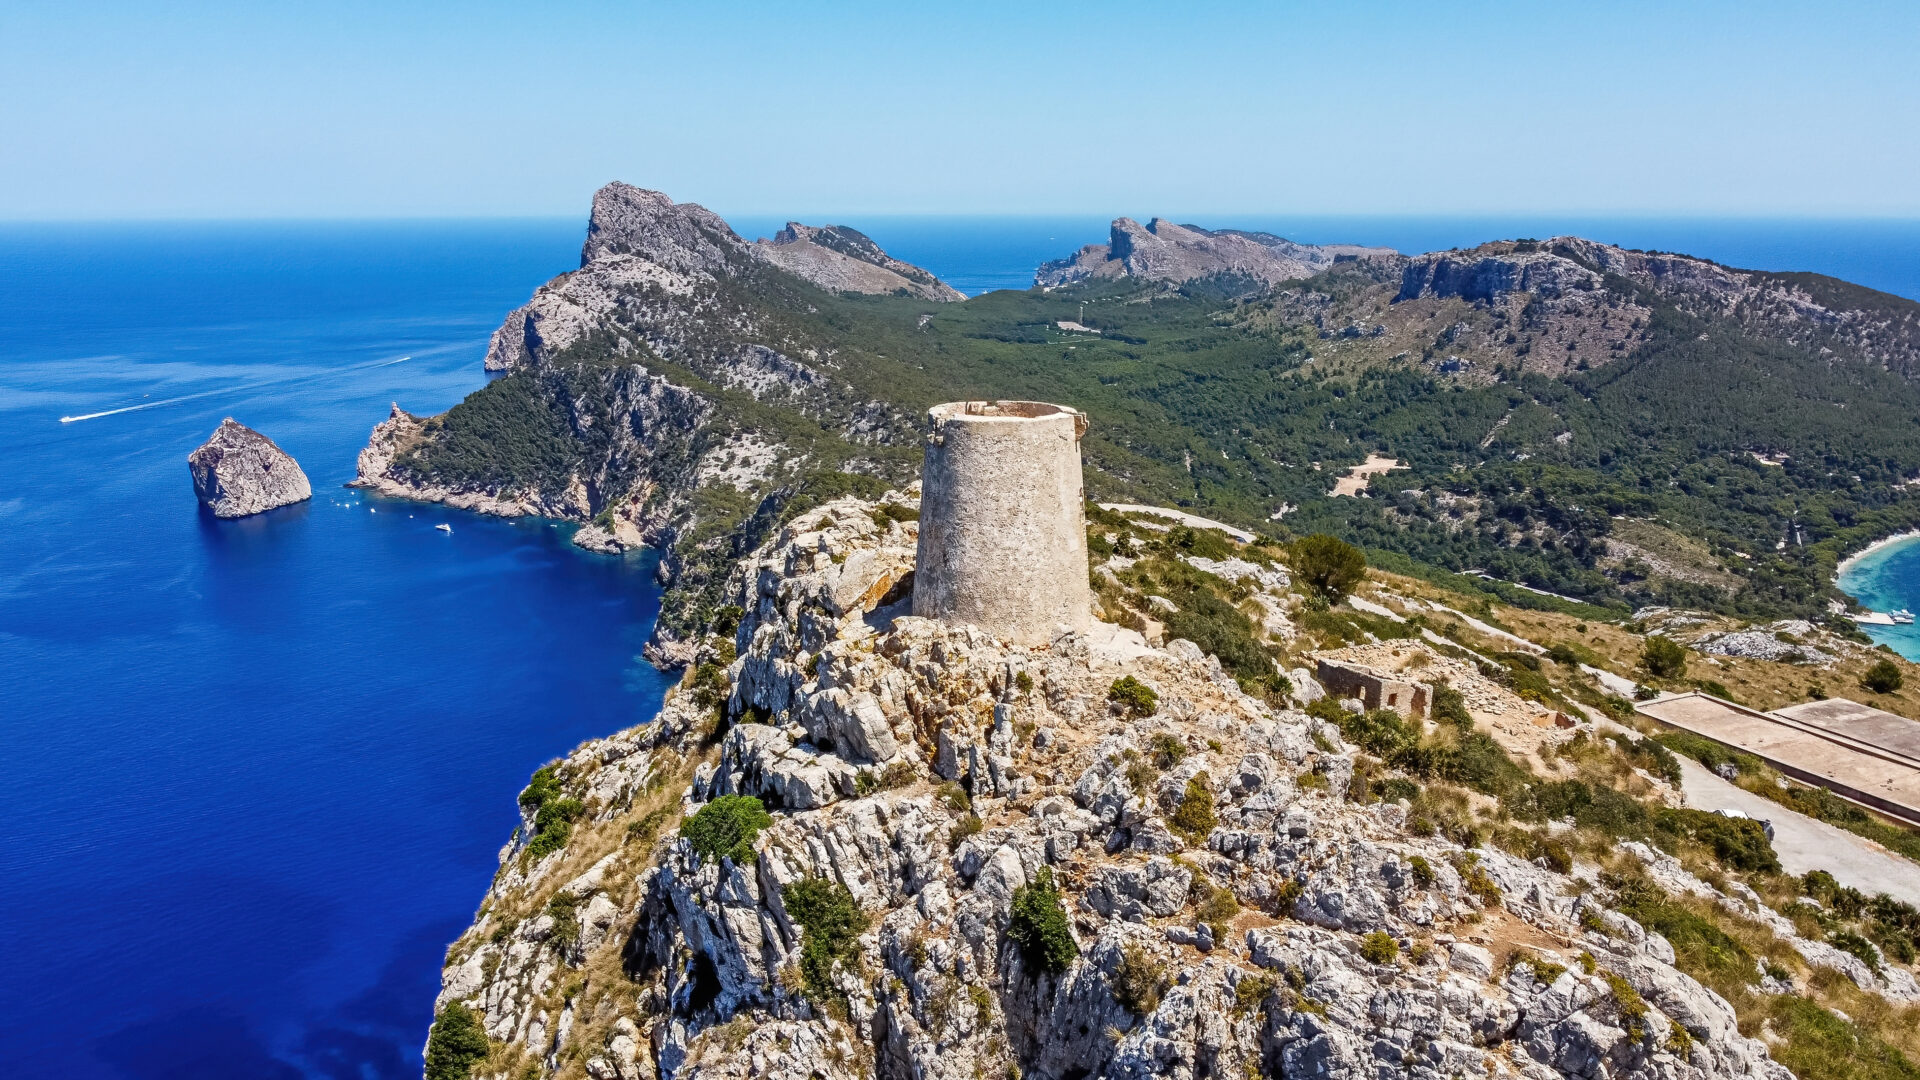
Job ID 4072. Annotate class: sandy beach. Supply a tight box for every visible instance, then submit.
[1837,529,1920,580]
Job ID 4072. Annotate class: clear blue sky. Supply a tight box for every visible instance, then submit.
[4,0,1917,220]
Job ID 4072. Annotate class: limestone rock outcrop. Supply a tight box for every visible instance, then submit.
[186,418,311,518]
[753,223,966,302]
[429,490,1817,1080]
[1036,217,1394,289]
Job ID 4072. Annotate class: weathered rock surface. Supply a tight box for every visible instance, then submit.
[187,418,311,517]
[753,223,965,302]
[430,490,1825,1080]
[1036,217,1393,289]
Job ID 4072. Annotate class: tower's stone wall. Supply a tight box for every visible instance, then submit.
[913,401,1092,645]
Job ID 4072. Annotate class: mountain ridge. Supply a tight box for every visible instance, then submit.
[358,183,1920,662]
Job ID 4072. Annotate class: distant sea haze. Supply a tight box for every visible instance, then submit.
[1,214,1917,1078]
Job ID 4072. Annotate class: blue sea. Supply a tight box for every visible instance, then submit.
[4,214,1920,1078]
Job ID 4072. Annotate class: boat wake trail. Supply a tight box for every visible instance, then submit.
[58,355,411,424]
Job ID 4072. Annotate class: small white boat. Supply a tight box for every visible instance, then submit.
[1893,609,1914,624]
[436,523,452,534]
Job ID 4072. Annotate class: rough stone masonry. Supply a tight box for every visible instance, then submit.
[912,400,1093,645]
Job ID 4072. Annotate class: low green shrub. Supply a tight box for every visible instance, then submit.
[1864,658,1905,695]
[1169,776,1218,843]
[1109,676,1158,718]
[680,794,773,864]
[1407,855,1436,887]
[783,876,869,1004]
[1359,931,1400,965]
[1642,636,1688,679]
[1111,942,1168,1013]
[1196,884,1240,941]
[546,892,581,951]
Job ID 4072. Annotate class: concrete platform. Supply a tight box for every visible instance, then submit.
[1773,698,1920,764]
[1637,691,1920,828]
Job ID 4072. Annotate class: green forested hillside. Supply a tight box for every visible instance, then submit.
[395,239,1920,627]
[734,270,1920,619]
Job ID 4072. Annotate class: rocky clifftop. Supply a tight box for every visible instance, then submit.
[1385,238,1920,379]
[755,223,966,302]
[1036,218,1394,289]
[424,491,1865,1080]
[187,418,311,517]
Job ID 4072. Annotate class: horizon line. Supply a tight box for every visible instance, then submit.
[7,210,1920,227]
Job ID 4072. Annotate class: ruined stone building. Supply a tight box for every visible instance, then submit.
[1316,657,1429,718]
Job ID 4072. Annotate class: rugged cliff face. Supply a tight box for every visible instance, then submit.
[424,491,1906,1080]
[188,417,312,517]
[352,183,963,655]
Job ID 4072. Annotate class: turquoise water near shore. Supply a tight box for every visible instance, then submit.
[1838,537,1920,660]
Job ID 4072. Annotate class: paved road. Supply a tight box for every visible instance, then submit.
[1676,756,1920,898]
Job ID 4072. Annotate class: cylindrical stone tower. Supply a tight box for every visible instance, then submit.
[913,401,1092,645]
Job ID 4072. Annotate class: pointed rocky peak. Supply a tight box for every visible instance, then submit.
[579,182,749,274]
[754,221,965,301]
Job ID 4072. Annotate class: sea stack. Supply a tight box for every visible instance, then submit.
[912,400,1092,645]
[188,418,312,518]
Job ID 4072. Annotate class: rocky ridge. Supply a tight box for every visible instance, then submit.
[356,182,942,574]
[1036,218,1394,290]
[187,417,312,517]
[428,491,1862,1080]
[754,224,966,303]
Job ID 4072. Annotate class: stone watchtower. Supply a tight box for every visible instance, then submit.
[913,401,1092,645]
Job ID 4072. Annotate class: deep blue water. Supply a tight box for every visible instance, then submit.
[4,214,1920,1078]
[0,221,672,1078]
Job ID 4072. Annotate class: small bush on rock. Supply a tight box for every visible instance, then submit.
[1009,867,1078,974]
[1359,931,1400,965]
[1196,884,1240,941]
[424,1001,490,1080]
[1110,942,1168,1014]
[1109,676,1158,718]
[680,794,773,865]
[783,876,870,1005]
[1169,775,1218,844]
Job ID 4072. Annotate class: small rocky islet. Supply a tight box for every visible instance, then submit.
[187,417,311,518]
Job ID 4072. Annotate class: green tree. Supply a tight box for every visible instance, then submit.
[1642,635,1688,679]
[1008,867,1078,973]
[1291,534,1367,602]
[1864,658,1905,695]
